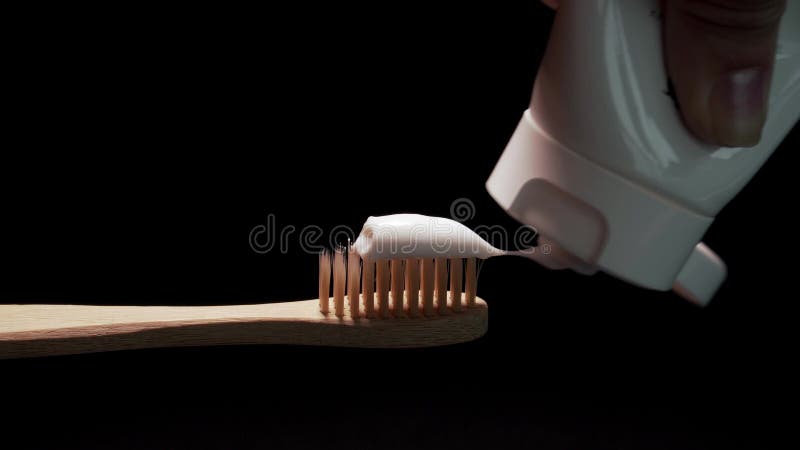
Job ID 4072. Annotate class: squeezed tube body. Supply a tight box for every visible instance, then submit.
[487,0,800,304]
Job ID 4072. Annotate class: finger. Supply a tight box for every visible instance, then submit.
[541,0,559,10]
[662,0,786,147]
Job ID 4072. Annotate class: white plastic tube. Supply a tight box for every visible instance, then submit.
[487,0,799,305]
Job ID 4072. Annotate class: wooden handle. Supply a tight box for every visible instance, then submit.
[0,297,488,359]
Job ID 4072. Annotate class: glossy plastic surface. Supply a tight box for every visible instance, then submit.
[531,0,800,216]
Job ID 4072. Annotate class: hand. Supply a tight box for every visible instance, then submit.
[543,0,787,147]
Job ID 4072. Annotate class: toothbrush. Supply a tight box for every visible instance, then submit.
[0,246,486,359]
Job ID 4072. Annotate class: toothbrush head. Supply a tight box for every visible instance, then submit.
[319,247,482,320]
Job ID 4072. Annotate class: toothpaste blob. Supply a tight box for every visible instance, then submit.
[352,214,507,260]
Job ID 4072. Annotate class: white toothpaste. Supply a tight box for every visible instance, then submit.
[352,214,506,260]
[352,214,597,274]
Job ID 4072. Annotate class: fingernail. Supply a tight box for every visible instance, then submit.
[710,66,769,147]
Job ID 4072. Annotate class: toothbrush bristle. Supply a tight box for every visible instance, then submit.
[449,257,463,312]
[376,259,390,319]
[333,247,346,317]
[318,248,479,320]
[465,257,477,307]
[420,258,435,316]
[405,258,420,317]
[390,259,405,317]
[347,247,360,319]
[362,258,375,318]
[319,250,331,314]
[434,258,448,314]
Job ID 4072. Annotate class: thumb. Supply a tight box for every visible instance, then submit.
[663,0,786,147]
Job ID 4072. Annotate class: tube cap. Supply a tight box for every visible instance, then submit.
[487,110,725,305]
[672,243,727,306]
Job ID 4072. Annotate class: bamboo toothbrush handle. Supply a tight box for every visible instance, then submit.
[0,298,488,359]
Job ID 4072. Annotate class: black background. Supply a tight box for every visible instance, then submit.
[2,3,797,449]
